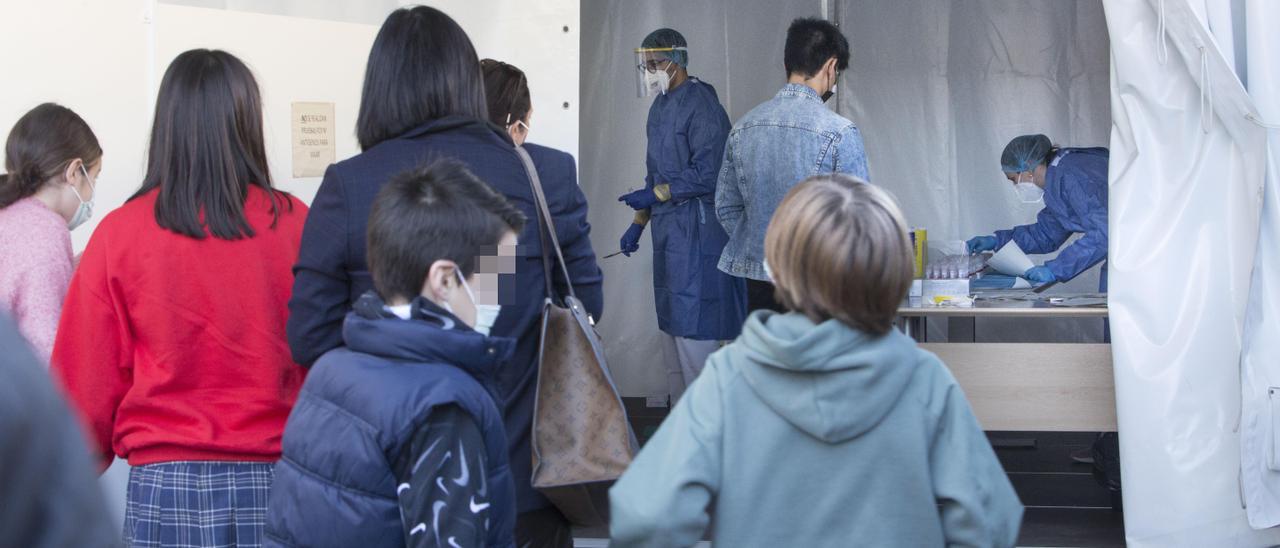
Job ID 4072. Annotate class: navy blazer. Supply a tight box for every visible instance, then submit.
[286,116,604,513]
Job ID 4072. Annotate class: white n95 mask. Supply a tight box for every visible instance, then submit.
[1014,182,1044,204]
[644,69,671,96]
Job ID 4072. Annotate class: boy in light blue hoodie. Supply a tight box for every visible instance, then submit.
[610,174,1023,547]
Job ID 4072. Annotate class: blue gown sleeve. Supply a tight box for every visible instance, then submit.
[834,125,870,181]
[994,207,1073,255]
[643,102,659,191]
[660,91,731,202]
[287,164,351,366]
[1044,176,1109,282]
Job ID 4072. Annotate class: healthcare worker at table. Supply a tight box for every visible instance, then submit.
[967,134,1110,290]
[617,28,747,403]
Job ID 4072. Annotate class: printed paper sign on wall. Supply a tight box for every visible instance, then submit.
[291,102,335,178]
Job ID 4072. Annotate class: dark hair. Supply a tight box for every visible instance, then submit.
[1043,146,1062,167]
[357,6,488,150]
[480,59,531,129]
[784,18,850,78]
[1,103,101,209]
[134,49,288,240]
[367,159,526,302]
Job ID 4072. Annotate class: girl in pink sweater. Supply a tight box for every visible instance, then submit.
[0,103,101,361]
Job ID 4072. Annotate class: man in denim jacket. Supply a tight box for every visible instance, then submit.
[715,18,870,312]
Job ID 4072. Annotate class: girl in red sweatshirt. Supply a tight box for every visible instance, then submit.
[51,49,307,547]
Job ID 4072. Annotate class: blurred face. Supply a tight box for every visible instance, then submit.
[427,231,518,328]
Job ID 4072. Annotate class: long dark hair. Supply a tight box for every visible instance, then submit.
[134,49,288,240]
[0,103,101,209]
[480,59,531,129]
[357,6,488,150]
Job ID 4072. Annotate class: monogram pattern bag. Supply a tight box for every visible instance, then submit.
[514,146,636,527]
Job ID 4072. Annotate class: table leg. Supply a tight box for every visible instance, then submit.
[905,316,926,342]
[949,316,976,342]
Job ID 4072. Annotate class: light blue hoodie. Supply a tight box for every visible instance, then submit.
[609,311,1023,547]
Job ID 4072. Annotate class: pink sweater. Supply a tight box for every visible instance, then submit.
[0,197,73,361]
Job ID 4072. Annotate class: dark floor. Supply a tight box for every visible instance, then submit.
[581,398,1127,547]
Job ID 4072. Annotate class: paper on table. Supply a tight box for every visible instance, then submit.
[988,240,1036,277]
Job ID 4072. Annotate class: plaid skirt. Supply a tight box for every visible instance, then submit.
[124,461,275,548]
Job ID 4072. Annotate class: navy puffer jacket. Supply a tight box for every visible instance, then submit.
[265,293,516,547]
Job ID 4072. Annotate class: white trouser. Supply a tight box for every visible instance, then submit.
[666,336,721,404]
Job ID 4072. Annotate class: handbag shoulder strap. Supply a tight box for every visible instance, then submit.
[514,146,577,301]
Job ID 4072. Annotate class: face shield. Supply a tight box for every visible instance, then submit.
[635,47,685,97]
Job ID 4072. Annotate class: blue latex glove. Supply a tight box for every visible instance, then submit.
[1024,265,1057,285]
[620,223,645,256]
[619,188,660,210]
[967,235,999,253]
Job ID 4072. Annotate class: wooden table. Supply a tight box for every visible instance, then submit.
[896,294,1114,432]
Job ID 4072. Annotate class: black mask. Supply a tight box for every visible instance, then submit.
[821,71,839,103]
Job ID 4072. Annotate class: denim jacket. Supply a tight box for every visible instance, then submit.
[715,83,869,281]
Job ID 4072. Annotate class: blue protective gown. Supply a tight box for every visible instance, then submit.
[994,147,1109,288]
[645,78,747,340]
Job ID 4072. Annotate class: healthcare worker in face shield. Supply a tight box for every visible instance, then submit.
[617,28,747,403]
[967,134,1110,290]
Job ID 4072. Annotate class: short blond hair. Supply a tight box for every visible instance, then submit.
[764,175,913,335]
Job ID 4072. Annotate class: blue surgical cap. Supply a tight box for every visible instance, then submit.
[1000,134,1053,173]
[641,28,689,68]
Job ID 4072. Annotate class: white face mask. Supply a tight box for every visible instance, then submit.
[67,164,96,230]
[644,65,672,96]
[456,271,501,337]
[1013,174,1044,204]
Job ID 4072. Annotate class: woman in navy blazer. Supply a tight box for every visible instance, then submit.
[478,57,607,546]
[286,8,603,546]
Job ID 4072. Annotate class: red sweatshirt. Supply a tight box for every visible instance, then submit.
[52,186,308,469]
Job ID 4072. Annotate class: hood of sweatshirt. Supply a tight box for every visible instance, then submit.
[734,311,919,443]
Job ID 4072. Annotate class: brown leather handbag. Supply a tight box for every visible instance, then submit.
[513,146,637,527]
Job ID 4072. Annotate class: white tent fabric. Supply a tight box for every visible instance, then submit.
[1104,0,1278,544]
[1240,0,1280,531]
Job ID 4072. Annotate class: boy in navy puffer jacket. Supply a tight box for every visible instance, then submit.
[266,159,526,547]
